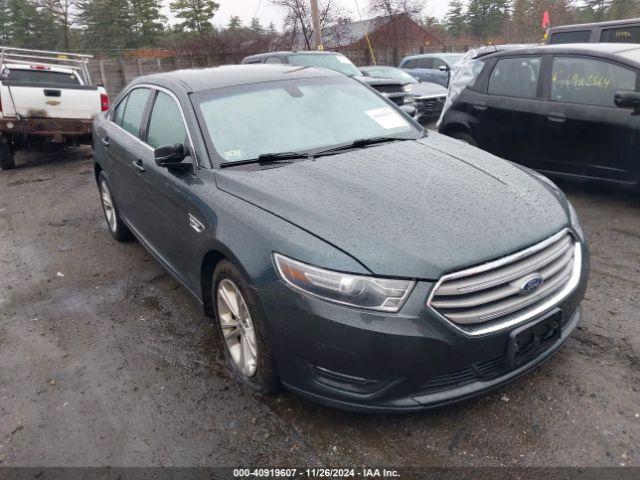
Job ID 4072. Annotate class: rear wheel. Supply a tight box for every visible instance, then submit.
[98,172,133,242]
[213,260,279,394]
[451,131,478,147]
[0,143,15,170]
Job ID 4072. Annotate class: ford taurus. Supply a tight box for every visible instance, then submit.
[92,65,589,412]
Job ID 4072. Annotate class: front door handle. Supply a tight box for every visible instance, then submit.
[472,101,488,111]
[547,111,567,123]
[132,158,145,173]
[101,137,110,147]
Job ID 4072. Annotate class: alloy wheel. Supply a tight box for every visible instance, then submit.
[100,180,117,233]
[217,279,258,377]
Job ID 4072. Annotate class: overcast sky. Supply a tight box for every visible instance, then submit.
[206,0,451,30]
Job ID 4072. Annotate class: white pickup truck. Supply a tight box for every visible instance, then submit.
[0,47,108,170]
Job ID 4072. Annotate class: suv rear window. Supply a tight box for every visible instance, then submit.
[600,26,640,43]
[5,69,81,85]
[488,57,541,98]
[549,30,591,44]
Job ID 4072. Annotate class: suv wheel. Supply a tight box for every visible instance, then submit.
[0,144,15,170]
[451,131,478,147]
[98,172,133,242]
[213,260,279,394]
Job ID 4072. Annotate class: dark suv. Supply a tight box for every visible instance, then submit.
[439,43,640,188]
[547,18,640,44]
[241,51,414,108]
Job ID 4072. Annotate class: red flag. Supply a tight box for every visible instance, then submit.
[542,11,551,29]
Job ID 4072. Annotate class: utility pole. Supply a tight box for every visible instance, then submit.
[310,0,324,50]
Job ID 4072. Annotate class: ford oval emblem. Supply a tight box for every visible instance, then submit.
[521,275,544,294]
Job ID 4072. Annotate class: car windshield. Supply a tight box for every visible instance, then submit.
[194,77,419,164]
[287,53,362,77]
[364,67,417,83]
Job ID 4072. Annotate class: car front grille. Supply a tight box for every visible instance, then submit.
[427,228,581,335]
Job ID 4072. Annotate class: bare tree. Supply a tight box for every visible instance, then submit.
[271,0,345,50]
[368,0,425,18]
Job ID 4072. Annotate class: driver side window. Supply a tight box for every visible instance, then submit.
[146,91,188,149]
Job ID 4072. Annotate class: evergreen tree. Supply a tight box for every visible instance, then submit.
[582,0,612,20]
[130,0,165,46]
[268,21,277,34]
[169,0,219,33]
[37,0,74,49]
[77,0,134,50]
[250,16,263,33]
[445,0,466,38]
[5,0,41,47]
[227,15,242,30]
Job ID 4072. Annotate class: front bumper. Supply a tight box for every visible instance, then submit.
[415,96,446,119]
[256,242,589,413]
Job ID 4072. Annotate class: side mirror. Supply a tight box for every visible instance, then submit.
[154,143,192,171]
[614,91,640,110]
[438,65,449,72]
[400,104,417,117]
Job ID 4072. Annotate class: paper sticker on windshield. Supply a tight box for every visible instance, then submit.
[224,149,243,160]
[365,107,408,130]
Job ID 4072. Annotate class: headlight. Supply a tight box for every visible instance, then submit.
[403,84,413,93]
[568,201,584,238]
[273,253,415,312]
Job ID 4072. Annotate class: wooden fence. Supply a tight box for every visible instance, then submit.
[90,46,472,99]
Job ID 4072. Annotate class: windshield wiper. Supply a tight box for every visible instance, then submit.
[314,137,409,157]
[220,151,312,168]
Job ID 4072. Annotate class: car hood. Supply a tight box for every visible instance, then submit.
[215,133,569,279]
[413,81,448,97]
[356,76,404,88]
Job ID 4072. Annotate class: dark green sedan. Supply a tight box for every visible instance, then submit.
[92,64,589,412]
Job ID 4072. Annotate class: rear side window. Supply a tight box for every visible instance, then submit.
[5,69,81,85]
[551,56,637,107]
[488,57,541,98]
[265,57,283,64]
[549,30,591,44]
[402,59,416,69]
[120,88,150,137]
[146,92,187,149]
[600,26,640,43]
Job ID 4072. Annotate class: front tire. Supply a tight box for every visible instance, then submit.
[451,131,478,147]
[213,260,279,394]
[98,172,133,242]
[0,143,15,170]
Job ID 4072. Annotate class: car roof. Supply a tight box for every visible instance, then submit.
[401,52,464,61]
[549,17,640,32]
[130,64,343,93]
[481,43,640,63]
[243,50,344,61]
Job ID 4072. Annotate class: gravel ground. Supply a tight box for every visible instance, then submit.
[0,146,638,467]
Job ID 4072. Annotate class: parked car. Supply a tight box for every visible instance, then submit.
[241,51,415,108]
[547,17,640,45]
[399,53,464,87]
[0,46,109,170]
[360,65,448,121]
[93,64,588,412]
[439,43,640,188]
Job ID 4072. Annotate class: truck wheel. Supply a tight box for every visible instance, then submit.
[0,144,15,170]
[451,132,478,147]
[98,172,133,242]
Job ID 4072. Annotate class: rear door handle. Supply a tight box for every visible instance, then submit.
[101,137,110,147]
[132,158,145,173]
[472,101,488,111]
[547,112,567,123]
